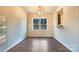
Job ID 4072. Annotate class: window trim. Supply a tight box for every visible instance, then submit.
[32,18,48,31]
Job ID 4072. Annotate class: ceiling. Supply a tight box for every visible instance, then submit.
[23,6,58,14]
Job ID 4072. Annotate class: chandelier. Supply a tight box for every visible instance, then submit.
[36,6,44,16]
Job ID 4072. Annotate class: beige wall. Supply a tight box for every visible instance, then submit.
[53,7,79,52]
[27,13,53,37]
[0,6,27,51]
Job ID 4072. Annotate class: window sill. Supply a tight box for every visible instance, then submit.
[32,29,47,31]
[56,25,64,28]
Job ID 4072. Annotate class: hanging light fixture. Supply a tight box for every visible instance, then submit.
[36,6,44,16]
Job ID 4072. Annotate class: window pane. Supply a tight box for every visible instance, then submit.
[33,19,39,24]
[33,25,39,30]
[41,25,47,30]
[41,19,47,24]
[0,29,6,36]
[0,20,6,26]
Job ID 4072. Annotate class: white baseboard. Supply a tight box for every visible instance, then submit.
[54,36,73,52]
[27,35,53,37]
[3,36,26,52]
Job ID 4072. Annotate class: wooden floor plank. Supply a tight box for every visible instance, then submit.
[8,37,71,52]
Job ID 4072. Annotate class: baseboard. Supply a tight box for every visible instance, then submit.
[27,35,53,38]
[3,36,26,52]
[54,36,73,52]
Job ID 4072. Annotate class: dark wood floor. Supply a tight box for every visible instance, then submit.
[8,37,71,52]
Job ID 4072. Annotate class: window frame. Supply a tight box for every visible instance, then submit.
[32,18,48,31]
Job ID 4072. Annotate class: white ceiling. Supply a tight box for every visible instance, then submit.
[23,6,58,14]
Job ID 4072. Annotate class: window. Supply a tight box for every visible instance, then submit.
[33,19,39,30]
[58,14,61,25]
[57,8,63,25]
[32,18,47,31]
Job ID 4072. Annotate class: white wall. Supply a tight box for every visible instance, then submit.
[0,7,27,52]
[53,7,79,52]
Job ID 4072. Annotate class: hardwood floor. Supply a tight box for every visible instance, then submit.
[8,37,71,52]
